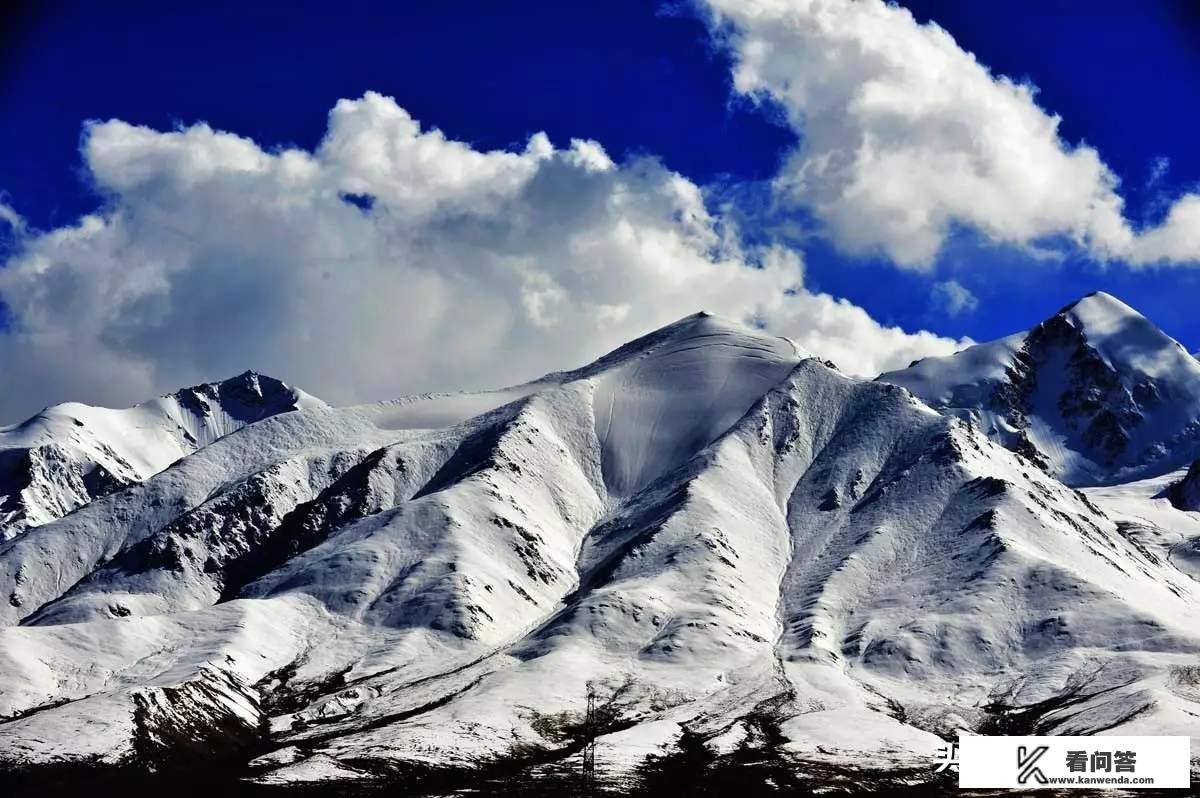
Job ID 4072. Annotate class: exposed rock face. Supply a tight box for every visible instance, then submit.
[0,371,320,541]
[881,292,1200,486]
[1167,460,1200,511]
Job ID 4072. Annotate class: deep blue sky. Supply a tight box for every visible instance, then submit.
[3,0,1199,348]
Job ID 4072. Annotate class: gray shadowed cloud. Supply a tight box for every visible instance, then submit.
[0,93,967,421]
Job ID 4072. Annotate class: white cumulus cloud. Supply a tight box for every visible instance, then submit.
[931,280,979,317]
[0,92,966,421]
[1126,194,1200,265]
[700,0,1200,269]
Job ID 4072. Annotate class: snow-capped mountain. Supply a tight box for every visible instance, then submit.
[0,309,1197,793]
[0,372,322,542]
[880,292,1200,486]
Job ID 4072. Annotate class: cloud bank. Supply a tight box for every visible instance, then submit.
[0,92,966,421]
[702,0,1200,269]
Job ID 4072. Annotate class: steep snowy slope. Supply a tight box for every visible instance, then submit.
[1085,466,1200,594]
[1,312,1198,791]
[879,292,1200,486]
[0,372,322,541]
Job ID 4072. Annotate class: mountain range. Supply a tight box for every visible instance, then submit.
[1,295,1198,794]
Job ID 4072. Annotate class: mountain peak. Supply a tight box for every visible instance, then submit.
[574,311,808,495]
[1057,290,1142,327]
[554,311,808,383]
[169,369,278,400]
[880,291,1200,485]
[1046,292,1164,359]
[0,372,323,541]
[1047,292,1193,384]
[647,309,751,337]
[167,371,323,423]
[1061,289,1128,311]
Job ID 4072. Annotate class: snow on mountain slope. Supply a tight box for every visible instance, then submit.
[588,314,803,496]
[880,292,1200,487]
[1078,467,1200,740]
[0,371,323,542]
[1,312,1199,789]
[1085,464,1200,588]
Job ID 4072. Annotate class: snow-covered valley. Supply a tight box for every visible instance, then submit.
[1,304,1198,794]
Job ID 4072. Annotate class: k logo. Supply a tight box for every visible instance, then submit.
[1016,745,1049,785]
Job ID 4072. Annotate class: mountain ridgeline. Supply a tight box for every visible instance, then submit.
[879,292,1200,486]
[0,371,322,542]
